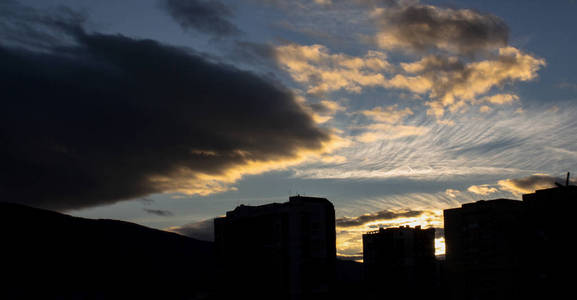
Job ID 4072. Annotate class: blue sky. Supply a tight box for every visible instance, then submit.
[5,0,577,257]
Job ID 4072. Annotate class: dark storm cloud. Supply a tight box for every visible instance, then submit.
[374,1,509,55]
[0,7,330,211]
[336,210,423,228]
[168,219,215,241]
[143,209,174,217]
[160,0,241,36]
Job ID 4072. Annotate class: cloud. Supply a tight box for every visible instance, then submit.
[467,184,498,195]
[265,1,541,119]
[298,98,346,124]
[160,0,240,36]
[482,93,519,105]
[352,104,429,142]
[0,0,85,50]
[390,48,545,117]
[498,174,571,195]
[355,124,429,142]
[0,9,336,211]
[167,219,215,241]
[372,1,509,55]
[276,43,544,117]
[335,207,444,257]
[143,209,174,217]
[276,43,391,94]
[360,105,413,124]
[336,209,423,227]
[445,189,461,198]
[293,105,577,184]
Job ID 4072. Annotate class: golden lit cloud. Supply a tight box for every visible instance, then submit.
[497,174,569,195]
[277,43,544,118]
[388,48,545,117]
[445,189,461,198]
[152,133,350,196]
[479,105,492,113]
[276,44,390,94]
[483,93,519,105]
[467,184,498,195]
[360,105,413,124]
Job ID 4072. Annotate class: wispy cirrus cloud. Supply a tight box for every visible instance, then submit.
[352,104,429,142]
[293,106,577,183]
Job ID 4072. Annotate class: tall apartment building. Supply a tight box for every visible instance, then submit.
[214,195,336,300]
[362,226,436,299]
[444,183,577,299]
[444,199,524,300]
[522,184,577,298]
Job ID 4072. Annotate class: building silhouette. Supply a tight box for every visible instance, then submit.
[362,225,436,299]
[444,199,524,299]
[521,183,577,298]
[444,179,577,299]
[214,195,336,300]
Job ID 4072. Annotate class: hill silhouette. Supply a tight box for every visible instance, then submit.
[0,202,215,299]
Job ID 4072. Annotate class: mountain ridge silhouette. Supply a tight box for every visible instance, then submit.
[0,202,215,299]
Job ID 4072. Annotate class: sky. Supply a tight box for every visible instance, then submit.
[1,0,577,259]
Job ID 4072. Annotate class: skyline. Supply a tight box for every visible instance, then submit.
[2,0,577,259]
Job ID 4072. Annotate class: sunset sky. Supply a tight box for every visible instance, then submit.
[2,0,577,258]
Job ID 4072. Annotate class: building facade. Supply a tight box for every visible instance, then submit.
[214,195,336,300]
[522,185,577,298]
[444,185,577,299]
[444,199,524,300]
[362,226,436,299]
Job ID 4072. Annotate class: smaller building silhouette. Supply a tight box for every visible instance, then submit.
[214,195,336,300]
[362,226,436,299]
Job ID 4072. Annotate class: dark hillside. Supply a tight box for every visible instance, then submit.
[0,202,215,299]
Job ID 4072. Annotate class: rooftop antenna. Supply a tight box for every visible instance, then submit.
[555,172,572,188]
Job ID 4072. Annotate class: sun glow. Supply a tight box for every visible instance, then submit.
[336,210,446,260]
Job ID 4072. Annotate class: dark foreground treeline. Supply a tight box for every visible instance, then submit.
[1,203,365,300]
